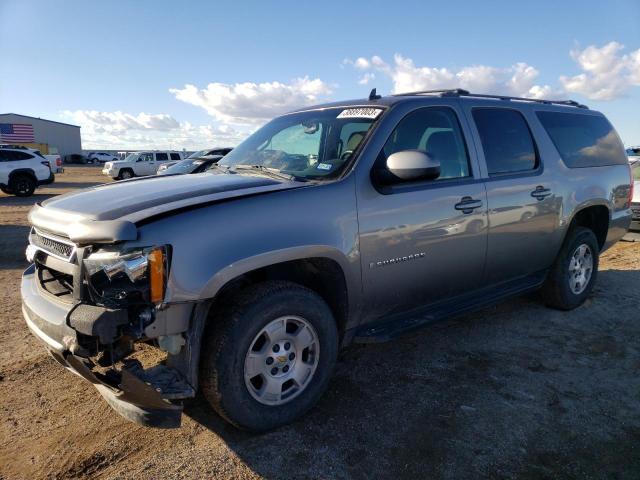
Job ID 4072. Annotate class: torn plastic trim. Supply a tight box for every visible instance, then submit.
[62,353,183,428]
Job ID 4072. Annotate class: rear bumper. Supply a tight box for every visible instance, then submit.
[39,173,55,185]
[603,209,633,251]
[21,264,183,428]
[631,204,640,231]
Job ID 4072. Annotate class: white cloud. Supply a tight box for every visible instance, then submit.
[354,57,371,70]
[358,72,375,85]
[350,54,555,98]
[560,42,640,100]
[169,76,332,125]
[61,110,247,150]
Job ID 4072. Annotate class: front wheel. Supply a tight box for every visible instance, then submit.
[541,226,599,310]
[118,169,133,180]
[200,281,338,431]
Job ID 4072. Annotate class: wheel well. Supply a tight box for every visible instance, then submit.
[9,169,36,182]
[212,258,349,336]
[570,205,609,249]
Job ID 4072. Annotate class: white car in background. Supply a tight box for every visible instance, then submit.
[88,152,120,163]
[102,151,184,179]
[630,159,640,232]
[0,146,54,196]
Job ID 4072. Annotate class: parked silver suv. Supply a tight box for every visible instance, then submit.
[21,89,633,431]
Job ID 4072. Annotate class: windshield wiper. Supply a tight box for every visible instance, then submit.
[231,164,305,182]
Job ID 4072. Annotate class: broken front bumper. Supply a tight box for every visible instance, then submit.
[21,264,183,428]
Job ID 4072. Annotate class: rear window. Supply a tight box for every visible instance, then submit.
[536,111,627,168]
[472,108,538,175]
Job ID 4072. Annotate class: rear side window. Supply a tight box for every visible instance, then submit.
[536,111,627,168]
[170,153,181,160]
[155,153,169,161]
[1,151,34,161]
[473,108,538,175]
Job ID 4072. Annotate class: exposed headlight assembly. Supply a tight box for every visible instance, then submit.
[84,246,169,306]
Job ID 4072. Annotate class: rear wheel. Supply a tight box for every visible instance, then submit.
[200,281,338,431]
[9,174,36,197]
[541,226,599,310]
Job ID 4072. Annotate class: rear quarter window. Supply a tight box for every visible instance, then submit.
[536,111,627,168]
[155,153,169,161]
[170,153,181,160]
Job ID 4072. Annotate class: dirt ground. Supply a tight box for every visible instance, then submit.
[1,166,639,479]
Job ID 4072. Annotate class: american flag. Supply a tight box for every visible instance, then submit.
[0,123,35,142]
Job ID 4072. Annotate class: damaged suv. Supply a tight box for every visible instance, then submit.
[22,89,633,431]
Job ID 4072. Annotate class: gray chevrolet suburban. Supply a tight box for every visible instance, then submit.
[21,89,633,431]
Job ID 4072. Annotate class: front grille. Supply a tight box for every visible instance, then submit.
[37,264,74,300]
[31,230,75,261]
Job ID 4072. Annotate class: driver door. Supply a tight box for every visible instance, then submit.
[137,152,154,175]
[357,106,488,320]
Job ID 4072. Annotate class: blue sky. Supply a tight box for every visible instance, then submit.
[0,0,638,149]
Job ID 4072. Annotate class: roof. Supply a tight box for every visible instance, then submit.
[293,89,591,114]
[0,113,80,128]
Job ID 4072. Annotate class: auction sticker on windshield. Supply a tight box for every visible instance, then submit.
[337,108,383,119]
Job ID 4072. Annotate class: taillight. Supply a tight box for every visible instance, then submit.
[56,157,62,166]
[629,163,635,207]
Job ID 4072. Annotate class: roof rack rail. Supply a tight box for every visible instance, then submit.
[391,89,588,109]
[391,88,470,97]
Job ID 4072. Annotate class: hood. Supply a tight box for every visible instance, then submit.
[29,172,305,244]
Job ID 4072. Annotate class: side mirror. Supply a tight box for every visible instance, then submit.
[386,150,440,182]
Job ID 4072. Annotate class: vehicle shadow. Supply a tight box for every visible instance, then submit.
[0,193,57,207]
[183,268,640,479]
[0,224,30,270]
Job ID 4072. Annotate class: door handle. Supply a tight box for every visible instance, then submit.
[455,196,483,213]
[531,186,552,200]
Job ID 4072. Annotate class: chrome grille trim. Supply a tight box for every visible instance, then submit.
[30,228,77,262]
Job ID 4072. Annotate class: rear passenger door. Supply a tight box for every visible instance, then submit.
[153,152,169,173]
[462,104,561,284]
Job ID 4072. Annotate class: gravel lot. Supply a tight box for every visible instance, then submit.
[1,167,639,479]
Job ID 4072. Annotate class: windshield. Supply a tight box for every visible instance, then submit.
[123,153,139,162]
[218,107,383,180]
[160,158,202,175]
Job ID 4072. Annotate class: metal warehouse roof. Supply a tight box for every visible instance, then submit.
[0,113,80,128]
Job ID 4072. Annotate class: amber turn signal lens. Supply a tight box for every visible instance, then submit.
[148,248,165,304]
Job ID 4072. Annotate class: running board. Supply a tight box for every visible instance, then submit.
[354,271,546,343]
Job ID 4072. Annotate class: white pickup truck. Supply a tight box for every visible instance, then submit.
[102,151,184,179]
[45,154,64,174]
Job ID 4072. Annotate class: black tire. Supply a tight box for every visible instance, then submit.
[200,281,338,431]
[118,169,134,180]
[541,226,599,310]
[9,174,36,197]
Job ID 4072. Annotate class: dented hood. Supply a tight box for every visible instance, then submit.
[29,172,305,244]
